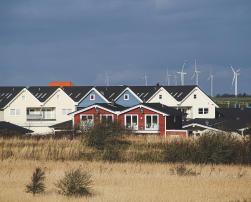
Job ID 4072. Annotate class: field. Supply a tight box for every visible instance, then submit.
[0,160,251,202]
[213,97,251,108]
[0,136,250,202]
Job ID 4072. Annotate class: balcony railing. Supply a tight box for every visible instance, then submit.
[27,114,56,121]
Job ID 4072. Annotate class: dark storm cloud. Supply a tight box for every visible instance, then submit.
[0,0,250,94]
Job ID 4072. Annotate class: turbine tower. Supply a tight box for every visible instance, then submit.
[173,74,178,86]
[191,59,200,85]
[230,66,240,97]
[177,62,187,85]
[144,73,148,86]
[208,72,214,97]
[165,68,172,86]
[105,72,110,86]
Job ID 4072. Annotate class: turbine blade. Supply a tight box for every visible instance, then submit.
[230,66,235,73]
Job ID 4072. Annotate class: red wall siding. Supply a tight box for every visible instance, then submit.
[118,107,166,135]
[74,107,118,127]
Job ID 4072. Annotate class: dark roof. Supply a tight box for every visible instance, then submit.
[184,108,251,132]
[28,86,58,102]
[0,87,24,109]
[163,85,196,101]
[0,121,33,135]
[62,86,93,102]
[50,120,73,130]
[95,103,128,111]
[142,103,182,116]
[129,86,161,101]
[95,86,126,101]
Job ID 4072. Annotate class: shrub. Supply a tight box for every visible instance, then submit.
[84,121,125,150]
[164,140,196,163]
[56,169,93,197]
[169,164,199,176]
[196,132,240,164]
[26,167,45,195]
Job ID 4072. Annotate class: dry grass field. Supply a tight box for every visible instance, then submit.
[0,160,250,202]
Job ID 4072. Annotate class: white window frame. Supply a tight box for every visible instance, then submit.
[124,94,129,100]
[80,114,94,121]
[90,94,95,100]
[204,108,209,114]
[100,114,114,122]
[124,114,138,130]
[10,109,21,116]
[198,108,203,114]
[145,114,159,131]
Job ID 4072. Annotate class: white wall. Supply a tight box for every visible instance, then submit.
[42,88,76,125]
[180,87,217,119]
[0,110,4,121]
[3,89,42,127]
[147,87,178,106]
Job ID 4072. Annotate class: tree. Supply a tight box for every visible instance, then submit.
[26,167,45,195]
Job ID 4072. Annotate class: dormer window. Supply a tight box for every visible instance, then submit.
[124,94,129,100]
[159,94,162,99]
[194,94,197,99]
[90,94,95,100]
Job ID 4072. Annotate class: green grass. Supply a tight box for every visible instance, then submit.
[213,97,251,108]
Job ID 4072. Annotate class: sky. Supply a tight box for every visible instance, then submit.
[0,0,250,95]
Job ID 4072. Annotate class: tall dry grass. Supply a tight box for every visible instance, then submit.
[0,160,250,202]
[0,138,92,161]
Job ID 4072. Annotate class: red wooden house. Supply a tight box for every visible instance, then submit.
[72,103,187,136]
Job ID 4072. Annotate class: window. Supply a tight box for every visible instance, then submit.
[80,115,94,129]
[198,108,209,114]
[124,94,129,100]
[125,115,138,130]
[22,95,25,101]
[90,94,95,100]
[198,108,203,114]
[194,94,197,99]
[145,115,159,130]
[62,109,72,115]
[159,94,162,99]
[100,115,113,123]
[10,109,20,116]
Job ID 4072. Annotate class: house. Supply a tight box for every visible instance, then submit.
[114,86,160,107]
[27,86,76,133]
[72,102,186,136]
[183,108,251,136]
[147,85,218,119]
[0,87,42,131]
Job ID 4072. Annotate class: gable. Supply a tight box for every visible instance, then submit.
[147,87,178,106]
[78,90,108,107]
[180,87,217,107]
[115,89,141,107]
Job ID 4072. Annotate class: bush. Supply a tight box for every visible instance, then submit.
[196,132,240,164]
[164,140,196,163]
[169,164,199,176]
[56,169,93,197]
[26,167,45,195]
[84,121,125,150]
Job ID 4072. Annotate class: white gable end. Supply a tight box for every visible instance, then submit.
[180,87,217,119]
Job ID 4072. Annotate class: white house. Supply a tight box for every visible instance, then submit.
[147,85,218,119]
[27,86,77,133]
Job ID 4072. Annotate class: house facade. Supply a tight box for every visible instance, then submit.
[147,86,218,119]
[72,103,186,136]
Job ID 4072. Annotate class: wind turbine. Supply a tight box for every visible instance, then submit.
[208,72,214,97]
[105,72,110,86]
[191,59,200,85]
[144,73,148,86]
[177,62,187,85]
[165,68,172,86]
[173,74,178,86]
[230,66,240,97]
